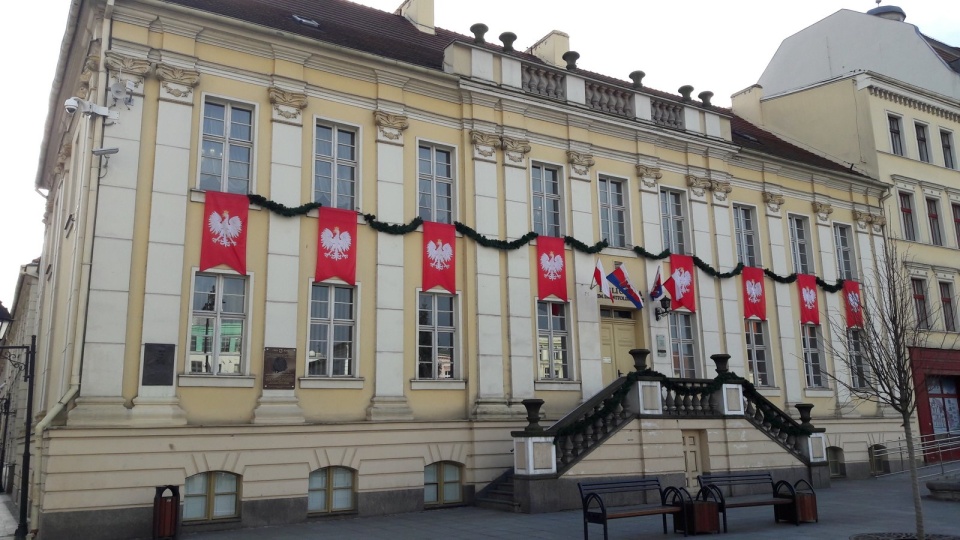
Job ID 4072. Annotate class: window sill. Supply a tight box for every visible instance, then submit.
[534,381,581,391]
[300,377,364,389]
[803,388,834,398]
[410,379,466,390]
[179,374,256,388]
[190,189,261,210]
[756,387,781,398]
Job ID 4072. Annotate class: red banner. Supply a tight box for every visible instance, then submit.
[536,236,567,301]
[422,221,456,293]
[742,266,766,320]
[797,274,820,325]
[200,191,248,275]
[844,280,864,328]
[664,254,696,312]
[316,207,358,285]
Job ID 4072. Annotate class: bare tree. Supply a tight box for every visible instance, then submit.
[824,241,960,540]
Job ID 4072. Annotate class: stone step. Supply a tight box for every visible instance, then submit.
[475,497,521,512]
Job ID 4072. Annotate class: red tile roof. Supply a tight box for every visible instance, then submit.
[731,115,865,176]
[923,34,960,74]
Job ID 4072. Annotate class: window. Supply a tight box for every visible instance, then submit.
[912,278,930,330]
[900,192,917,241]
[314,124,357,209]
[308,467,355,514]
[537,301,569,380]
[733,205,758,267]
[670,312,696,378]
[424,462,462,506]
[418,144,454,224]
[941,282,956,333]
[849,329,869,389]
[927,198,943,246]
[532,164,562,236]
[200,101,253,193]
[183,472,240,522]
[308,284,355,377]
[801,325,825,388]
[916,123,930,163]
[661,190,687,254]
[942,130,956,169]
[788,216,812,274]
[888,115,903,156]
[827,447,846,478]
[953,204,960,248]
[745,320,772,387]
[599,176,628,248]
[927,376,960,436]
[834,224,856,280]
[189,274,246,375]
[417,292,456,379]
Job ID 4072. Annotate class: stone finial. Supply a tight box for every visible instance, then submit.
[499,32,517,52]
[795,403,814,429]
[678,85,694,102]
[629,70,645,89]
[470,23,488,44]
[562,51,580,70]
[629,349,650,372]
[711,353,730,375]
[521,399,545,433]
[698,91,714,107]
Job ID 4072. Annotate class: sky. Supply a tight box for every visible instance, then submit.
[1,0,958,309]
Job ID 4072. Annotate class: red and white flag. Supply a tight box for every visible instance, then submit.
[742,266,766,320]
[422,221,456,293]
[316,207,357,285]
[843,280,864,328]
[200,191,248,275]
[593,259,612,301]
[537,236,567,301]
[797,274,820,325]
[663,254,696,312]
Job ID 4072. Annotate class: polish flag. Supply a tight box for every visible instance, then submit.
[316,207,358,285]
[663,254,696,312]
[843,280,864,328]
[200,191,248,275]
[536,236,567,301]
[797,274,820,325]
[742,266,766,320]
[422,221,457,294]
[594,259,612,301]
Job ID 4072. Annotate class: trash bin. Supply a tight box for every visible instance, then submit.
[153,485,180,540]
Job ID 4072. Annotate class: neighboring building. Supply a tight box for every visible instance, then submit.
[16,0,902,537]
[733,6,960,460]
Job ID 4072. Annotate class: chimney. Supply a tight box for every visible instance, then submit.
[526,30,570,68]
[396,0,435,34]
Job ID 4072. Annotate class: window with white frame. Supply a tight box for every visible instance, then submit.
[308,467,355,514]
[670,312,696,378]
[912,278,930,330]
[941,282,956,333]
[834,224,856,280]
[789,216,813,274]
[183,472,240,522]
[599,176,628,248]
[537,301,569,380]
[801,324,826,388]
[745,320,772,387]
[424,461,462,506]
[308,284,355,377]
[314,123,357,209]
[418,144,454,224]
[417,292,456,379]
[888,115,904,156]
[942,130,956,169]
[661,190,687,254]
[916,123,931,163]
[927,198,944,246]
[953,203,960,248]
[899,192,917,241]
[200,100,253,193]
[849,329,869,389]
[532,163,562,236]
[733,205,759,267]
[189,274,246,375]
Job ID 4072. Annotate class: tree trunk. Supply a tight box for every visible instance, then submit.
[902,412,925,540]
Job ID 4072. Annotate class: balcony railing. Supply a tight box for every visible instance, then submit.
[651,98,684,129]
[520,64,565,100]
[585,81,633,117]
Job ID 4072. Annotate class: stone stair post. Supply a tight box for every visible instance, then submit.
[709,353,746,416]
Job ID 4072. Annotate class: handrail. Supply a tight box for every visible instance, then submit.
[870,432,960,478]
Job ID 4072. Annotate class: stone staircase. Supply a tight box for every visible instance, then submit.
[475,469,520,512]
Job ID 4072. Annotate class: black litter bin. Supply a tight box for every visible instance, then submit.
[153,485,180,540]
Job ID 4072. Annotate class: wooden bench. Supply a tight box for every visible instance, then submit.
[696,471,817,532]
[578,477,692,540]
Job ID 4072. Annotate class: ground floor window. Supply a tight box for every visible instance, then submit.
[183,471,240,521]
[927,375,960,436]
[670,312,696,378]
[745,320,772,386]
[801,324,826,388]
[424,461,462,506]
[827,446,846,478]
[308,467,355,513]
[537,301,569,379]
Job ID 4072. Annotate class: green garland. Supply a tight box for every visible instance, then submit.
[362,214,423,235]
[247,194,321,216]
[565,236,608,254]
[455,223,538,250]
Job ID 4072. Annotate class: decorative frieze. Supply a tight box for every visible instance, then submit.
[567,150,595,179]
[762,191,785,214]
[156,64,200,103]
[373,110,409,143]
[268,87,308,124]
[470,131,501,162]
[812,202,834,223]
[104,51,152,90]
[868,86,960,123]
[710,180,733,202]
[501,136,532,167]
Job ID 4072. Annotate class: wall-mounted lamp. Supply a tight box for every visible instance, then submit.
[654,297,672,321]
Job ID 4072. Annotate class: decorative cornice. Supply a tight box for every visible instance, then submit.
[868,85,960,123]
[374,110,409,142]
[812,202,834,223]
[710,180,733,202]
[268,87,308,119]
[104,51,152,87]
[156,63,200,99]
[685,175,711,197]
[501,136,531,163]
[566,150,595,176]
[470,131,501,158]
[763,191,785,213]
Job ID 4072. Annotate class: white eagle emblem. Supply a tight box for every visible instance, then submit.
[802,287,817,310]
[427,239,453,270]
[672,267,692,299]
[746,280,763,304]
[540,251,564,280]
[208,210,243,247]
[320,227,352,260]
[847,291,861,313]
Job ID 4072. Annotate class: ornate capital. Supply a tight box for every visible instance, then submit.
[869,214,886,232]
[470,131,501,160]
[854,211,871,230]
[77,40,101,100]
[374,110,409,142]
[566,150,595,176]
[268,87,308,120]
[156,64,200,100]
[711,180,733,202]
[54,142,72,177]
[762,191,785,213]
[104,51,152,88]
[636,165,662,189]
[685,175,711,198]
[501,136,532,164]
[812,202,834,223]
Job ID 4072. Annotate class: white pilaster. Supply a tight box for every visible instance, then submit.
[503,137,534,400]
[569,153,602,400]
[816,212,849,411]
[764,192,802,404]
[688,176,721,376]
[637,165,668,373]
[712,185,745,374]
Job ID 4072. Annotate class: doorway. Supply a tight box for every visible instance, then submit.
[681,430,705,489]
[599,308,640,386]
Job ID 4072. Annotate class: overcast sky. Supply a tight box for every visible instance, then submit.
[1,0,958,309]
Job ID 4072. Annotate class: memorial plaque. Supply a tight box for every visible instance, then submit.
[263,347,296,389]
[142,343,175,386]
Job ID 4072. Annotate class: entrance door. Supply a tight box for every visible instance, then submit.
[599,309,640,386]
[681,430,705,489]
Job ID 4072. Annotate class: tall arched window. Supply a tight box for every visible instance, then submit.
[183,471,240,522]
[424,461,462,506]
[308,467,356,513]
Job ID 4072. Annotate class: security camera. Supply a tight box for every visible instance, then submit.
[63,96,119,120]
[64,97,82,115]
[92,148,119,156]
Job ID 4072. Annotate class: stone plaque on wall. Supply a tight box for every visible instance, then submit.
[263,347,296,389]
[142,343,175,386]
